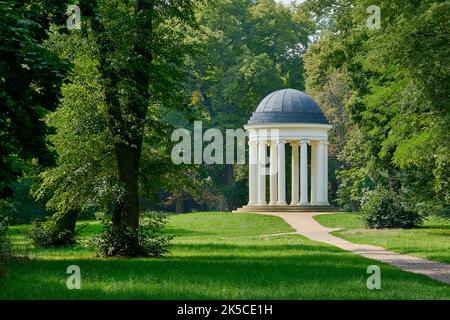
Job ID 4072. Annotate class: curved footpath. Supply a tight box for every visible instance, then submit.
[257,212,450,285]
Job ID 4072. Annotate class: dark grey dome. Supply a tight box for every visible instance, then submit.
[248,89,329,125]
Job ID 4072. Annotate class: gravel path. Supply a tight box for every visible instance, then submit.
[256,211,450,285]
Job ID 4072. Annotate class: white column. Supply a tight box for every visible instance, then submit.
[269,141,278,205]
[300,140,309,205]
[310,141,317,205]
[291,142,299,205]
[257,141,267,206]
[277,140,287,205]
[248,140,258,206]
[323,140,329,205]
[316,140,326,205]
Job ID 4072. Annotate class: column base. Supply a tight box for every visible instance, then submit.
[276,201,287,206]
[299,201,310,206]
[269,201,277,206]
[290,201,300,206]
[234,205,340,213]
[247,201,257,206]
[256,202,267,206]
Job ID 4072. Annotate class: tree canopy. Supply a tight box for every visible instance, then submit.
[304,0,450,214]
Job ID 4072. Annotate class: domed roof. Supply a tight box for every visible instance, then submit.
[248,89,329,125]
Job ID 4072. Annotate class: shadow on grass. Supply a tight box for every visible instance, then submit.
[1,242,449,300]
[163,227,217,237]
[416,225,450,231]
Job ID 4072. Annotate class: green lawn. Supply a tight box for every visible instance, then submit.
[315,213,450,264]
[1,212,449,299]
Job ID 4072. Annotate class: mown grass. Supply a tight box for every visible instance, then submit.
[1,212,449,299]
[315,213,450,264]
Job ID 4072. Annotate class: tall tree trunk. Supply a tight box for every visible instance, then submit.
[91,0,153,231]
[114,143,141,229]
[103,78,142,231]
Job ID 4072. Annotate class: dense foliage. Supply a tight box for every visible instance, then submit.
[0,0,70,198]
[303,0,450,217]
[5,178,49,224]
[29,217,76,248]
[361,188,422,228]
[95,213,173,257]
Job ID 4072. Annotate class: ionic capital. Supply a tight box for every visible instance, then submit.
[300,140,310,146]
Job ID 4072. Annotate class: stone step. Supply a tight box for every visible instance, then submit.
[233,205,342,213]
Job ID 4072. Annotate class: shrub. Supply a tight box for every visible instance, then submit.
[0,212,11,276]
[28,218,76,247]
[361,188,422,228]
[95,212,173,257]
